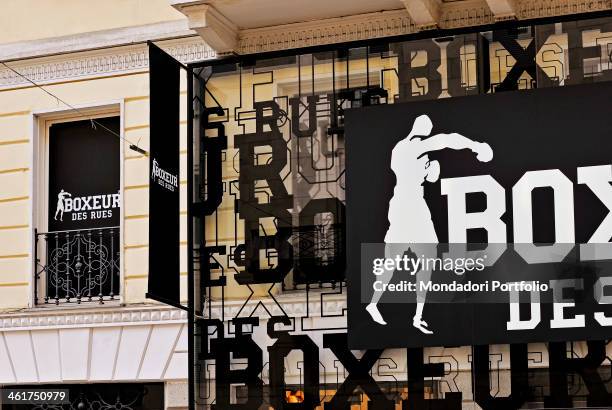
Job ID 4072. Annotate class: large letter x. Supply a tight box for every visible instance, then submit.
[323,333,394,410]
[493,27,557,91]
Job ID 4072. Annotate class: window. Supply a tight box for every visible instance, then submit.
[34,116,121,306]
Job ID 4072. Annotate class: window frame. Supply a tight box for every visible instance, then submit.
[31,102,124,309]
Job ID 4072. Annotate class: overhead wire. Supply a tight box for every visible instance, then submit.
[0,60,148,156]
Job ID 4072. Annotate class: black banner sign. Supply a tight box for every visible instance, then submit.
[147,43,181,306]
[48,118,120,232]
[346,82,612,349]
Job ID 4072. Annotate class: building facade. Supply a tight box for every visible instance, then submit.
[1,1,612,409]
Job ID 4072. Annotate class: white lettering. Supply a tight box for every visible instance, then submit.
[578,165,612,261]
[441,175,507,265]
[506,286,541,330]
[549,279,585,328]
[513,169,575,263]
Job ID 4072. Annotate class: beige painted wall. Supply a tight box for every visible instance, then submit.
[0,0,185,45]
[0,67,188,309]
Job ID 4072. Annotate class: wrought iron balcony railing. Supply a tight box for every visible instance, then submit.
[35,227,120,305]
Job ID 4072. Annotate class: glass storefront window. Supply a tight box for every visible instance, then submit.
[188,15,612,409]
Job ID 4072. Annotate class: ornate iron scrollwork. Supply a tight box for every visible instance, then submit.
[35,227,120,305]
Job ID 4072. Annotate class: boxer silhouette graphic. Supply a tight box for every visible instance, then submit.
[365,114,493,334]
[54,189,72,222]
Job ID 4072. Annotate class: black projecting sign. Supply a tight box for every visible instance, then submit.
[346,82,612,349]
[48,117,120,232]
[147,42,182,307]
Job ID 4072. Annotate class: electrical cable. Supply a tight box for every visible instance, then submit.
[0,60,148,156]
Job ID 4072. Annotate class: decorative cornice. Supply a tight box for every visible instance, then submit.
[217,0,612,54]
[402,0,442,30]
[485,0,519,21]
[0,20,196,62]
[516,0,612,19]
[0,305,188,331]
[440,0,495,28]
[237,9,416,54]
[181,3,238,54]
[0,37,215,90]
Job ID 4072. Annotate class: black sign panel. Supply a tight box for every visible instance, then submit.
[48,117,120,232]
[346,82,612,349]
[147,43,181,306]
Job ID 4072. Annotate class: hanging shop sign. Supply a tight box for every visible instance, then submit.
[147,42,182,307]
[346,82,612,349]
